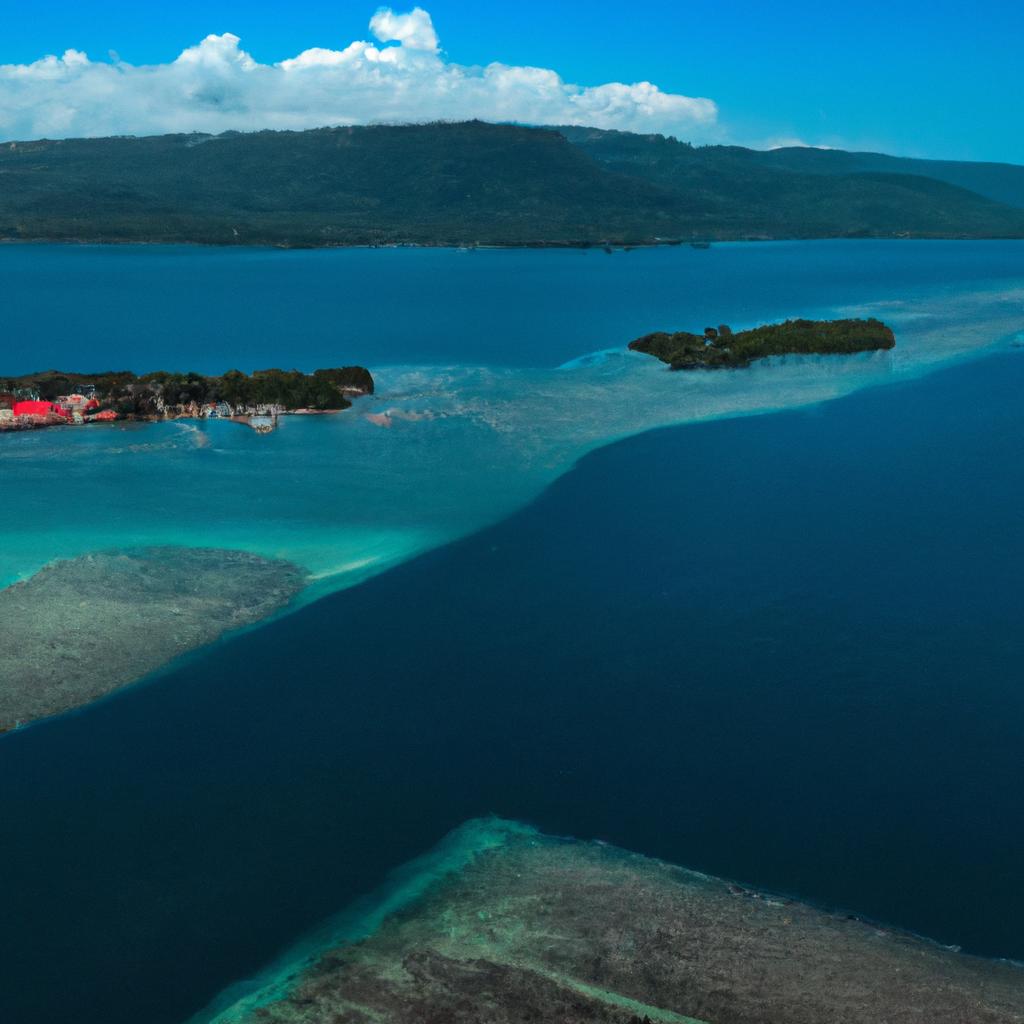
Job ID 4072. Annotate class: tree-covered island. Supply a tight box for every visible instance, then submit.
[0,365,374,432]
[629,317,896,369]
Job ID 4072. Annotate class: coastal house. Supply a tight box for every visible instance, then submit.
[13,400,64,418]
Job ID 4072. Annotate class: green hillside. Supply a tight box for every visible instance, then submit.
[749,147,1024,209]
[1,120,1022,246]
[561,126,1024,229]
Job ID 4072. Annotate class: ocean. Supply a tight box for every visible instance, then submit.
[1,240,1023,1023]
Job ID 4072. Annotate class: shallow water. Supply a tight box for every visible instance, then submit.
[2,242,1023,602]
[2,242,1024,1024]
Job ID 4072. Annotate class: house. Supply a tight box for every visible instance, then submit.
[13,400,60,418]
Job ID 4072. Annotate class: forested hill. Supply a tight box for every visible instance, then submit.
[1,120,1023,247]
[561,126,1024,212]
[751,149,1024,209]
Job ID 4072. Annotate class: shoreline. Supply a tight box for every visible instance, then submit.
[0,408,345,433]
[5,235,1024,252]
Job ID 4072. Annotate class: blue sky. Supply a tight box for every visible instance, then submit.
[3,0,1022,162]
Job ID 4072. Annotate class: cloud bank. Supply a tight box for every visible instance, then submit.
[0,7,717,142]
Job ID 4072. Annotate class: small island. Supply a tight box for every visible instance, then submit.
[629,318,896,370]
[0,365,374,433]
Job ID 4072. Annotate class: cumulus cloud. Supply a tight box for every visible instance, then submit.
[0,7,717,141]
[368,7,439,52]
[762,135,836,151]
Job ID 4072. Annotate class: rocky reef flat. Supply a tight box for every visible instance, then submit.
[0,547,306,731]
[212,819,1024,1024]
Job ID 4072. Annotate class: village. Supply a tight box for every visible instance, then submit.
[0,366,374,433]
[2,383,119,429]
[0,386,287,432]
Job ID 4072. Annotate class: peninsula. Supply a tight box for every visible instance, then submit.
[629,317,896,369]
[0,365,374,432]
[202,818,1024,1024]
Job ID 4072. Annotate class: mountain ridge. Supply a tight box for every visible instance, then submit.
[1,120,1022,246]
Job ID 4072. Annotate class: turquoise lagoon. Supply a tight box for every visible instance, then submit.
[2,241,1023,603]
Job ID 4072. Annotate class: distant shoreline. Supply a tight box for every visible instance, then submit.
[3,234,1020,251]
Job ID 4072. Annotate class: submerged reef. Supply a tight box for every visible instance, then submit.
[211,819,1024,1024]
[0,547,306,731]
[629,318,896,369]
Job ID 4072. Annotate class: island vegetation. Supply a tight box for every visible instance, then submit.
[629,318,896,369]
[1,122,1022,247]
[0,365,374,431]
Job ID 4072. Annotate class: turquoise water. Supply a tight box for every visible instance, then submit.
[2,242,1023,599]
[2,241,1024,1024]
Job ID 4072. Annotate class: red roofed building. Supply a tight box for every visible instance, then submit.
[13,400,59,417]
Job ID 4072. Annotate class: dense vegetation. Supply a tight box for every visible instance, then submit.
[0,121,1022,246]
[629,318,896,369]
[1,366,374,414]
[744,147,1024,210]
[560,127,1024,236]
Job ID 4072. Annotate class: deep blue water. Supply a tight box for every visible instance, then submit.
[3,350,1024,1023]
[4,239,1024,372]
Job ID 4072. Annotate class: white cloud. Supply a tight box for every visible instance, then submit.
[368,7,439,53]
[762,135,836,151]
[0,7,717,141]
